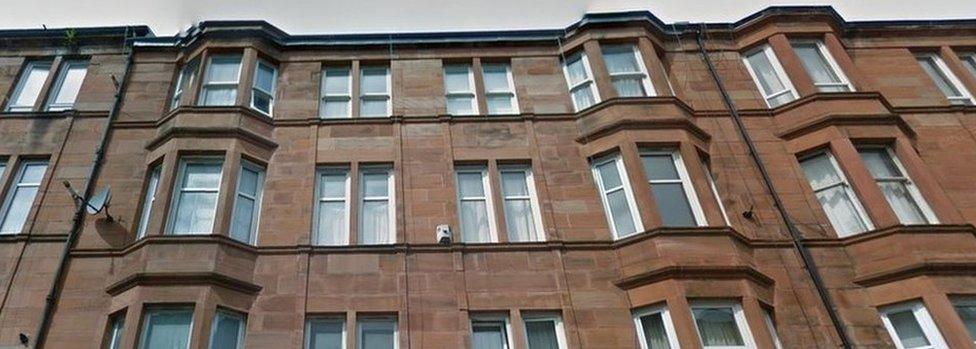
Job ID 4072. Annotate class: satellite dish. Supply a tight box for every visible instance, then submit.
[87,186,111,215]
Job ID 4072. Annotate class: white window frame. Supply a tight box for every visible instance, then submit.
[632,304,680,349]
[5,60,52,112]
[591,154,643,239]
[358,165,396,245]
[470,314,514,349]
[951,297,976,343]
[250,59,277,116]
[498,165,545,242]
[762,308,783,349]
[45,59,89,111]
[199,55,243,106]
[482,63,520,115]
[359,65,392,117]
[230,161,265,244]
[640,149,708,227]
[961,53,976,80]
[690,300,757,349]
[916,52,975,106]
[702,159,731,226]
[209,309,246,349]
[171,59,200,110]
[313,167,351,246]
[800,151,874,237]
[167,157,224,235]
[357,316,398,349]
[455,165,499,243]
[742,44,799,108]
[305,316,347,349]
[138,307,194,349]
[602,44,656,97]
[857,146,938,225]
[562,51,601,112]
[444,63,479,115]
[791,40,854,92]
[521,313,568,349]
[106,312,125,349]
[879,301,948,349]
[136,165,162,239]
[320,66,353,119]
[0,159,48,235]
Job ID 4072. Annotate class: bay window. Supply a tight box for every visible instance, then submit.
[136,165,162,239]
[792,40,853,92]
[482,63,519,115]
[138,307,193,349]
[857,147,936,224]
[952,298,976,342]
[743,45,798,107]
[45,59,89,111]
[591,154,641,239]
[633,305,679,349]
[563,51,599,111]
[640,149,706,227]
[250,59,277,115]
[105,312,125,349]
[229,161,265,244]
[690,301,756,349]
[5,60,52,112]
[171,58,200,110]
[168,158,223,235]
[916,53,974,106]
[961,53,976,79]
[444,64,478,115]
[209,310,246,349]
[602,44,654,97]
[879,302,948,349]
[200,55,242,106]
[799,152,873,237]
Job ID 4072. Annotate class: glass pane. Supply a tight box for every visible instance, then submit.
[504,199,535,242]
[640,313,672,349]
[173,192,218,234]
[917,56,962,97]
[501,171,529,197]
[458,172,486,197]
[360,201,390,245]
[252,91,272,114]
[460,200,490,242]
[693,307,744,346]
[320,173,347,198]
[607,190,636,236]
[571,85,596,110]
[317,201,347,245]
[323,68,350,95]
[767,92,795,107]
[954,304,976,341]
[879,182,927,224]
[613,78,646,97]
[183,163,222,189]
[793,43,841,85]
[858,149,902,178]
[362,172,389,198]
[322,99,350,118]
[963,56,976,80]
[20,163,48,184]
[526,320,559,349]
[596,161,623,189]
[361,68,389,95]
[10,63,51,109]
[1,186,38,233]
[472,323,506,349]
[229,196,255,242]
[210,313,243,349]
[604,46,641,74]
[254,63,275,92]
[565,55,589,85]
[651,183,696,227]
[52,63,89,106]
[483,65,511,92]
[360,320,395,349]
[888,310,931,348]
[207,56,242,83]
[178,60,199,93]
[361,99,389,117]
[819,84,851,93]
[202,86,238,106]
[238,167,260,196]
[141,309,192,349]
[444,65,472,93]
[447,96,475,115]
[641,154,679,181]
[486,95,514,114]
[816,186,868,236]
[800,154,842,189]
[108,316,125,349]
[746,50,787,96]
[308,320,344,349]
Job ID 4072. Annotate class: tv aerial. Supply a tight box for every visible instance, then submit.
[64,181,114,221]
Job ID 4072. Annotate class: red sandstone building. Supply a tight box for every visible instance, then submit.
[1,6,976,349]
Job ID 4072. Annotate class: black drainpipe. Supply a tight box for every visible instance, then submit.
[694,23,853,348]
[32,30,136,349]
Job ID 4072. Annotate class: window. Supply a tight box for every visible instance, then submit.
[961,53,976,80]
[858,147,937,225]
[879,302,948,349]
[359,166,395,245]
[499,166,544,242]
[5,60,52,112]
[358,317,397,349]
[456,166,497,243]
[482,63,519,115]
[444,64,478,115]
[563,52,599,111]
[690,301,756,349]
[702,159,731,226]
[0,160,48,234]
[138,307,193,349]
[743,45,798,107]
[251,60,277,115]
[45,60,89,111]
[360,66,391,117]
[314,168,350,246]
[799,152,873,237]
[640,150,706,227]
[320,66,352,118]
[230,161,265,244]
[105,313,125,349]
[633,305,679,349]
[200,55,242,106]
[791,41,853,92]
[209,310,246,349]
[136,165,162,239]
[952,298,976,343]
[916,53,974,106]
[471,316,511,349]
[591,154,642,239]
[762,308,783,349]
[169,158,223,235]
[602,44,654,97]
[522,314,567,349]
[306,317,345,349]
[170,58,200,110]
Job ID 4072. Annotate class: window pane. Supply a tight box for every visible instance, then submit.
[504,199,535,242]
[692,307,744,347]
[183,163,222,189]
[793,43,842,85]
[210,312,244,349]
[107,315,125,349]
[308,319,344,349]
[815,186,868,236]
[361,99,389,117]
[888,310,931,348]
[641,155,679,181]
[321,173,347,198]
[565,55,588,85]
[20,163,47,184]
[230,196,256,242]
[447,96,475,115]
[360,319,395,349]
[362,172,389,198]
[767,92,794,108]
[317,201,347,245]
[49,62,89,109]
[238,167,261,196]
[322,99,350,118]
[323,68,350,95]
[361,68,389,95]
[571,86,596,110]
[917,56,963,97]
[596,161,622,189]
[651,183,696,227]
[501,171,529,197]
[173,192,218,234]
[8,62,51,110]
[639,313,672,349]
[858,149,901,178]
[0,162,47,234]
[252,91,272,114]
[746,50,787,96]
[360,200,390,245]
[612,78,646,97]
[525,320,559,349]
[461,200,491,243]
[202,86,238,106]
[879,182,927,224]
[254,63,275,92]
[607,190,636,236]
[954,304,976,341]
[483,65,510,92]
[962,55,976,80]
[800,154,842,189]
[140,309,192,349]
[486,95,514,114]
[472,322,507,349]
[444,65,472,93]
[458,172,486,197]
[207,56,242,82]
[603,45,641,74]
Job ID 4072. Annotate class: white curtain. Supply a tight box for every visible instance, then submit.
[693,308,744,346]
[472,323,507,349]
[525,321,559,349]
[308,320,343,349]
[640,313,672,349]
[888,310,931,348]
[794,44,840,84]
[141,309,192,349]
[209,312,243,349]
[360,320,396,349]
